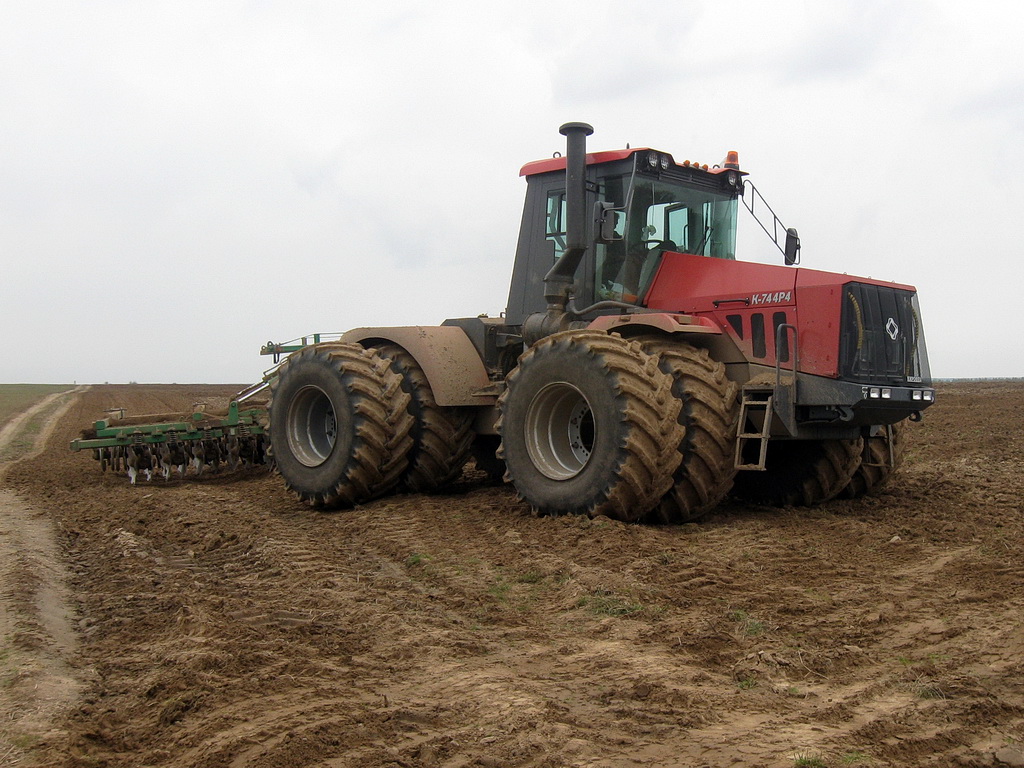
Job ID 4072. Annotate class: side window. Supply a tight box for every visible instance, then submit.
[546,191,567,262]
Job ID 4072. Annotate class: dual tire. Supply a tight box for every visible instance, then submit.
[268,342,473,508]
[497,331,685,521]
[268,344,414,507]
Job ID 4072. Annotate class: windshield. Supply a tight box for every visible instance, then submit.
[596,174,738,303]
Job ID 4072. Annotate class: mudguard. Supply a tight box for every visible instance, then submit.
[340,326,493,407]
[587,312,746,366]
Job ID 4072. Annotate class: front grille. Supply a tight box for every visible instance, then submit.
[839,283,930,385]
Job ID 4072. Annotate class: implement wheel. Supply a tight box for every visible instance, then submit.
[497,331,683,521]
[268,344,414,508]
[839,420,907,498]
[374,343,474,492]
[641,341,739,523]
[731,437,863,507]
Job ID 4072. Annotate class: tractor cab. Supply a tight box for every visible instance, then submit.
[505,146,745,325]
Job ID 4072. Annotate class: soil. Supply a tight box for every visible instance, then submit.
[2,381,1023,768]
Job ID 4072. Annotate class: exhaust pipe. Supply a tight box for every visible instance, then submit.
[523,121,594,345]
[558,121,593,276]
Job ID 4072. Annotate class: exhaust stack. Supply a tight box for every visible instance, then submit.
[523,121,594,344]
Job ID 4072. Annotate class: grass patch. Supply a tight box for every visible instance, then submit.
[0,384,73,427]
[577,590,644,617]
[793,754,827,767]
[515,569,544,584]
[0,386,74,462]
[487,579,512,602]
[728,608,766,636]
[7,733,41,751]
[840,752,872,764]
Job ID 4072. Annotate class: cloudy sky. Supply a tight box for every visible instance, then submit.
[2,1,1021,383]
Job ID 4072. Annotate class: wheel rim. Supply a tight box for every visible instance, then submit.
[525,382,595,480]
[286,385,338,467]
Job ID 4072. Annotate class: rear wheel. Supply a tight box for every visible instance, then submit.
[497,331,683,521]
[731,437,863,507]
[374,343,474,492]
[641,341,739,523]
[840,420,907,498]
[268,344,414,508]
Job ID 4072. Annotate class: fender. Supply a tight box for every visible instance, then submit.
[587,312,747,366]
[340,326,493,407]
[587,312,721,336]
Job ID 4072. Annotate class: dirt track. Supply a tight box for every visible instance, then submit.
[2,382,1024,767]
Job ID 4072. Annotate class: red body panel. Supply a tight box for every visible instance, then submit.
[645,251,916,379]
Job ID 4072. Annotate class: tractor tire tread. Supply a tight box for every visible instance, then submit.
[374,343,474,492]
[267,343,413,508]
[733,436,863,507]
[497,330,683,521]
[840,420,908,498]
[641,341,739,523]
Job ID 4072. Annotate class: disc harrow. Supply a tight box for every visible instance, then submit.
[70,400,268,484]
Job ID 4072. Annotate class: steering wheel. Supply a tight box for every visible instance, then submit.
[629,239,677,255]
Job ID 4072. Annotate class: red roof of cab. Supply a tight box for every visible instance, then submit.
[520,148,740,177]
[520,148,643,177]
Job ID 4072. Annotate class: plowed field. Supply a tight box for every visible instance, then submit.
[2,382,1023,767]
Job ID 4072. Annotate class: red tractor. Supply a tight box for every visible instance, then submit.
[264,122,933,522]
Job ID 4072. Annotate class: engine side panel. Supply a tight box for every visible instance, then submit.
[644,251,924,383]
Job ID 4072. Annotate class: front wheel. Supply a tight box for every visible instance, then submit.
[267,344,414,508]
[839,420,908,498]
[497,331,683,521]
[640,341,739,523]
[731,437,863,507]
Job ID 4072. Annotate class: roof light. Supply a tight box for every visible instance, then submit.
[724,150,740,170]
[648,152,658,168]
[660,154,671,170]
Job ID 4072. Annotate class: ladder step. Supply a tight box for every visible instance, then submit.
[735,392,774,471]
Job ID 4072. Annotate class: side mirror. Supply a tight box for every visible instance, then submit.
[595,202,623,244]
[784,227,800,266]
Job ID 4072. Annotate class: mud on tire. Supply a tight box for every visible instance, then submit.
[839,420,908,499]
[497,330,684,521]
[267,344,414,508]
[641,341,739,523]
[731,437,863,507]
[373,343,474,493]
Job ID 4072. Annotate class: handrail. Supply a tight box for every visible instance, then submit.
[742,180,799,264]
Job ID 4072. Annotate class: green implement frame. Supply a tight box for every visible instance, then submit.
[260,333,343,363]
[69,400,266,452]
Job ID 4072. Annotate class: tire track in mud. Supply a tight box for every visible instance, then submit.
[7,382,1024,767]
[0,386,88,766]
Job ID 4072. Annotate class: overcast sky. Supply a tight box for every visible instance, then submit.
[2,1,1021,383]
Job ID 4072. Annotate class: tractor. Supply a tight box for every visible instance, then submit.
[263,122,933,523]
